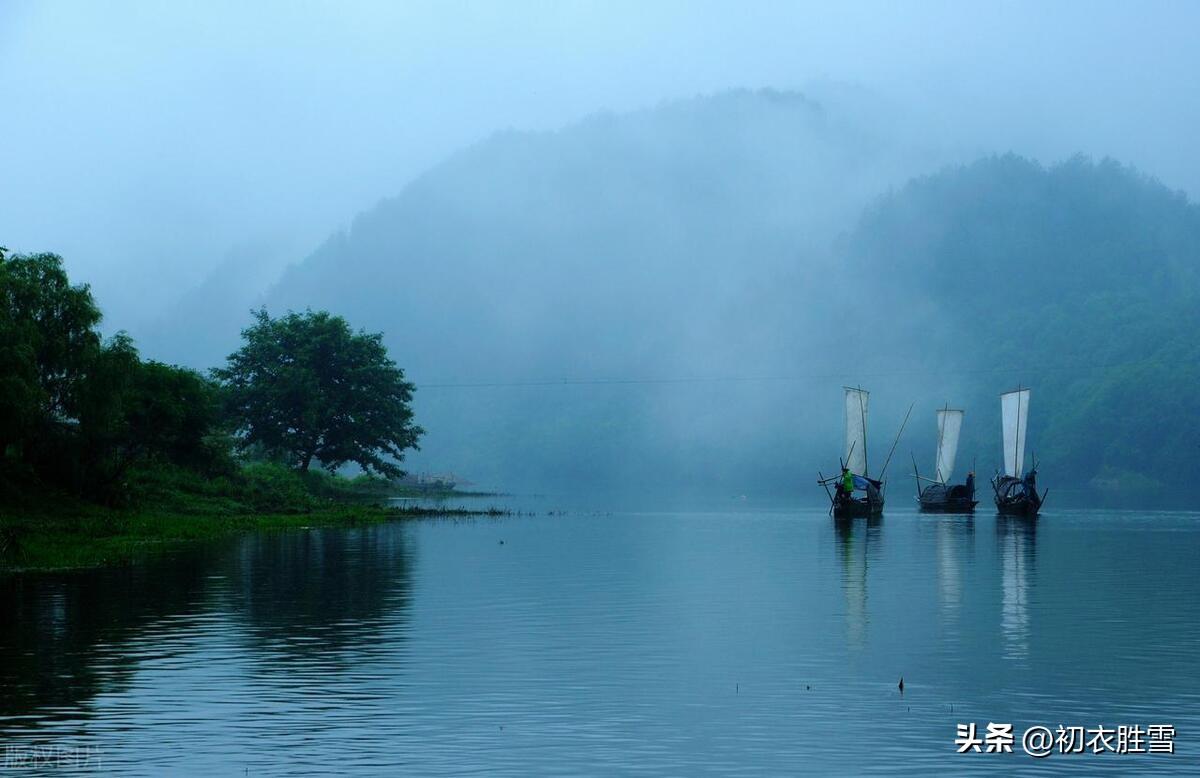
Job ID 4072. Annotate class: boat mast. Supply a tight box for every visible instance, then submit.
[859,386,868,477]
[935,402,947,483]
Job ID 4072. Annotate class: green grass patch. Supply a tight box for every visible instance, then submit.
[0,463,508,573]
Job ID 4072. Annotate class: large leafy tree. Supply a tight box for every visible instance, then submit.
[1,247,228,499]
[0,249,102,458]
[215,309,423,476]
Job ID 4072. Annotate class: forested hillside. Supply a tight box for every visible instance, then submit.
[844,155,1200,494]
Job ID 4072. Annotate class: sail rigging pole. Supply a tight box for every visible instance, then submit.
[818,470,834,506]
[879,402,914,482]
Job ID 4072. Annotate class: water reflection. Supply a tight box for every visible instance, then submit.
[0,549,216,728]
[935,515,974,621]
[3,507,1199,774]
[220,526,414,666]
[0,524,415,739]
[996,515,1037,660]
[832,516,882,651]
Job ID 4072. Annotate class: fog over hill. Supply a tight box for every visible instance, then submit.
[8,2,1200,342]
[141,86,1200,497]
[845,154,1200,495]
[247,89,959,493]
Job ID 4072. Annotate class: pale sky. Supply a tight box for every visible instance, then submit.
[3,0,1198,331]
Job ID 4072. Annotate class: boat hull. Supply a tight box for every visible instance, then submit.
[917,482,977,513]
[832,495,884,519]
[995,496,1041,516]
[918,498,978,513]
[992,474,1043,517]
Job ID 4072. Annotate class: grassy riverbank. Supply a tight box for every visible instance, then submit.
[0,464,506,573]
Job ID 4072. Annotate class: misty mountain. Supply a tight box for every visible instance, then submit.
[166,90,1198,499]
[140,241,298,369]
[255,89,947,493]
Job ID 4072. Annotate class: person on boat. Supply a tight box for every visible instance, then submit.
[965,471,975,496]
[841,468,854,500]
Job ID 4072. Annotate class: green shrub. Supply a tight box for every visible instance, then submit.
[236,463,316,513]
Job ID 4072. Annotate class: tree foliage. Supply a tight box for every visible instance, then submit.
[1,249,228,501]
[0,251,101,456]
[215,309,422,477]
[844,154,1200,490]
[73,336,231,493]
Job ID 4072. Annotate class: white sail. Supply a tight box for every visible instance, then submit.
[1001,388,1030,478]
[934,408,964,484]
[844,387,869,476]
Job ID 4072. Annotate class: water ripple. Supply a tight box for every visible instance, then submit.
[1,507,1196,774]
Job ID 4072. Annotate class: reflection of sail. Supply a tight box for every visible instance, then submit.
[844,387,869,475]
[997,516,1037,660]
[934,408,964,484]
[1001,389,1030,478]
[936,516,974,621]
[833,516,881,651]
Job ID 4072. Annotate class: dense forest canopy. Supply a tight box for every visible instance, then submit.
[844,155,1200,493]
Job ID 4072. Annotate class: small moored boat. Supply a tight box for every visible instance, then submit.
[991,387,1047,516]
[819,387,885,518]
[914,405,977,512]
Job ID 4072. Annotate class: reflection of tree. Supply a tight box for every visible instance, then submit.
[996,516,1037,660]
[0,547,216,728]
[0,523,416,735]
[833,516,882,651]
[221,524,414,666]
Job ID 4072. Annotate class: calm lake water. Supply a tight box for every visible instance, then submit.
[2,497,1198,775]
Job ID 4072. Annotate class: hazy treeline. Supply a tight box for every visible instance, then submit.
[0,250,228,503]
[0,250,420,507]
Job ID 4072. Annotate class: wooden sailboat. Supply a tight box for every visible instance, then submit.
[819,387,885,518]
[914,405,978,512]
[991,387,1046,516]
